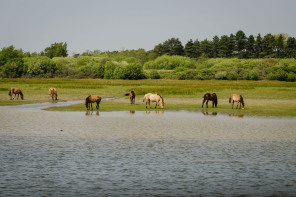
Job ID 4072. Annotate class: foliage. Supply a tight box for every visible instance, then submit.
[44,42,68,58]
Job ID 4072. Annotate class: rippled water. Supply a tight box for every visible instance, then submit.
[0,102,295,196]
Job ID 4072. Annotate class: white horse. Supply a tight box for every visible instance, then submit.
[143,93,164,109]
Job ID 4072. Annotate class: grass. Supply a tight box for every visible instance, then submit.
[1,78,296,116]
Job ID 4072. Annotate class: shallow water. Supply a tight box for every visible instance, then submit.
[0,102,296,196]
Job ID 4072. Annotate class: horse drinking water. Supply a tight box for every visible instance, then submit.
[48,88,58,101]
[229,94,245,109]
[202,93,218,108]
[8,87,24,100]
[143,93,164,109]
[85,95,102,110]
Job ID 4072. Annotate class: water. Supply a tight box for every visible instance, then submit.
[0,102,295,196]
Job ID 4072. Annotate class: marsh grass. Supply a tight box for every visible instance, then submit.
[1,78,296,116]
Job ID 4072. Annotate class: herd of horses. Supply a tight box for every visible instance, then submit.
[8,87,245,110]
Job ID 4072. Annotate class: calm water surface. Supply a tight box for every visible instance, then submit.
[0,102,295,196]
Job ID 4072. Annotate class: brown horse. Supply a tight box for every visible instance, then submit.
[125,91,136,104]
[143,93,164,109]
[85,95,102,110]
[202,93,218,108]
[48,88,58,101]
[8,87,24,100]
[229,94,245,109]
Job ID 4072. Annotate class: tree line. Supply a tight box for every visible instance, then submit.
[0,30,296,80]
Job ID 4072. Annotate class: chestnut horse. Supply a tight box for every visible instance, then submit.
[8,87,24,100]
[202,93,218,108]
[229,94,245,109]
[85,95,102,110]
[143,93,164,109]
[125,90,136,104]
[48,88,58,100]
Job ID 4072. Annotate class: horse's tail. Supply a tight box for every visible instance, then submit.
[143,96,146,102]
[124,93,129,96]
[85,95,90,108]
[229,97,232,103]
[8,88,11,96]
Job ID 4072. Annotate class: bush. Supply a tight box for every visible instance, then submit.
[2,58,24,78]
[227,71,238,80]
[24,56,57,77]
[215,71,227,80]
[149,70,160,79]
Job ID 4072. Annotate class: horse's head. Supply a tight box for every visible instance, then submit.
[160,98,164,109]
[240,95,245,109]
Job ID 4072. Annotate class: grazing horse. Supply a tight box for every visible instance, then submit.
[48,88,58,101]
[143,93,164,109]
[125,90,136,104]
[229,94,245,109]
[8,87,24,100]
[85,95,102,110]
[202,93,218,108]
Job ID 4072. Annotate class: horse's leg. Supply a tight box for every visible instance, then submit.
[206,100,209,108]
[236,101,239,109]
[232,101,234,109]
[202,99,205,108]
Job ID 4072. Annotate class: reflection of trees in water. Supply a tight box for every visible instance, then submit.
[202,110,218,116]
[85,110,99,116]
[145,110,164,115]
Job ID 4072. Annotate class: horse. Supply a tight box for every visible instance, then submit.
[85,95,102,110]
[48,88,58,101]
[125,90,135,104]
[202,93,218,108]
[143,93,164,109]
[8,87,24,100]
[229,94,245,109]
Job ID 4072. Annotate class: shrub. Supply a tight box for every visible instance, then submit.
[24,56,57,77]
[2,58,24,78]
[215,71,227,80]
[149,70,160,79]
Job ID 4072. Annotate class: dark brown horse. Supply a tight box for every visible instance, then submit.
[125,90,136,104]
[85,95,102,110]
[202,93,217,108]
[8,87,24,100]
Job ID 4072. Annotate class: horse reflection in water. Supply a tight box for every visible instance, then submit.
[85,110,99,116]
[85,95,102,110]
[8,87,24,100]
[145,110,164,115]
[202,93,217,108]
[229,94,245,109]
[48,88,58,101]
[143,93,164,109]
[202,110,218,116]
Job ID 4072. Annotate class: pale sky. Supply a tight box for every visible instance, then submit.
[1,0,295,55]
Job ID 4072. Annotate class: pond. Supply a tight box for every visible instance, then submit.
[0,102,295,196]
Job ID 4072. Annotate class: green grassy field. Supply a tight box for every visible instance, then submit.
[1,78,296,116]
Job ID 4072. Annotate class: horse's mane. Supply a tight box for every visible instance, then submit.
[240,95,244,105]
[157,94,164,103]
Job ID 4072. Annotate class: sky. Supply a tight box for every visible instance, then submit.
[0,0,296,55]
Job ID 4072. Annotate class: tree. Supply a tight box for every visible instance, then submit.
[2,58,24,78]
[184,39,195,58]
[212,35,219,58]
[235,30,247,58]
[255,34,263,58]
[162,38,184,56]
[246,35,256,58]
[285,37,296,58]
[218,35,231,58]
[199,39,212,57]
[0,45,22,66]
[193,39,201,58]
[261,34,276,57]
[44,42,68,58]
[275,34,285,58]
